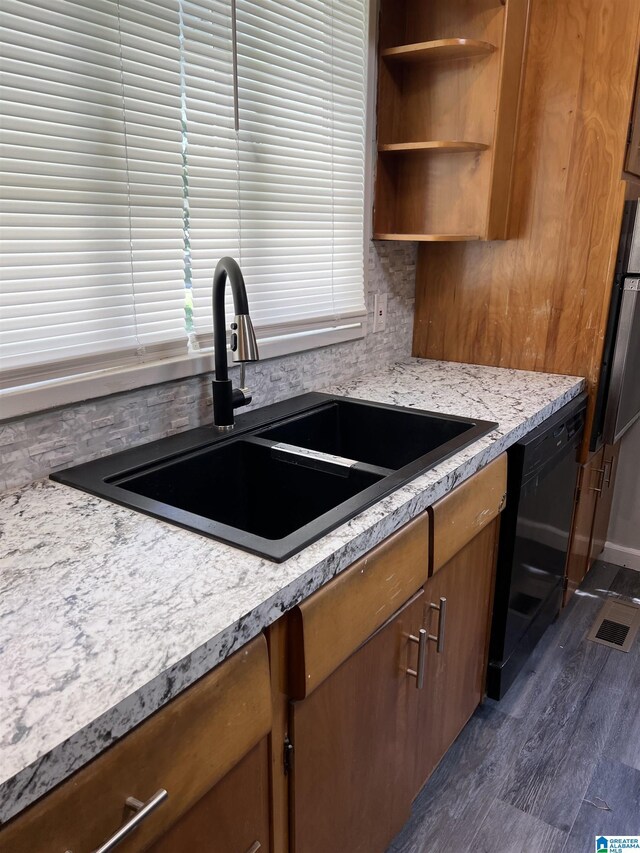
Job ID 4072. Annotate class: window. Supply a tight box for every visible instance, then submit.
[0,0,369,398]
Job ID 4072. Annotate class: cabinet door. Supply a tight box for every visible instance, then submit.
[564,446,605,603]
[413,521,498,793]
[589,441,621,563]
[147,739,270,853]
[289,592,424,853]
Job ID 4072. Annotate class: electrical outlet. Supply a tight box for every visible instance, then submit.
[373,293,387,332]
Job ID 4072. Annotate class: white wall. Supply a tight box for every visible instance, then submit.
[603,417,640,570]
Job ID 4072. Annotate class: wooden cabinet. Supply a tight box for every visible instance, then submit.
[284,456,507,853]
[287,514,429,700]
[565,441,621,603]
[148,739,270,853]
[288,513,497,850]
[285,514,430,853]
[373,0,530,242]
[429,453,507,573]
[565,447,604,600]
[289,592,425,853]
[590,441,622,563]
[1,636,272,853]
[413,521,498,791]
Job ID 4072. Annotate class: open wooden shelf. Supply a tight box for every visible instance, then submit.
[373,233,482,242]
[381,38,496,64]
[378,141,489,153]
[373,0,529,241]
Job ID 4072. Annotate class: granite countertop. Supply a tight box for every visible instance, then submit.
[0,359,585,823]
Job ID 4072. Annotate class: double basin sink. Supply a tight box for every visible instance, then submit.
[53,393,496,561]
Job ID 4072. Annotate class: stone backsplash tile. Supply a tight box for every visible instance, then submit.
[0,241,416,493]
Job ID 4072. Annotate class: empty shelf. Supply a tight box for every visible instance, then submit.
[381,38,496,64]
[378,141,489,154]
[373,233,482,242]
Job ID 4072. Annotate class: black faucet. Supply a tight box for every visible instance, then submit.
[211,257,259,430]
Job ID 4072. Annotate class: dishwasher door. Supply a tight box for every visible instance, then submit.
[488,396,585,700]
[505,443,578,657]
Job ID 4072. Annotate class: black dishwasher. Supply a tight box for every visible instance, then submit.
[487,392,587,699]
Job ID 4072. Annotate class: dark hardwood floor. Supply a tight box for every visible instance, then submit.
[388,562,640,853]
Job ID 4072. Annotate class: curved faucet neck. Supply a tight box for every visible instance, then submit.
[212,257,249,382]
[211,257,259,430]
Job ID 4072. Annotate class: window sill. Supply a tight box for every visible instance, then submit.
[0,322,365,422]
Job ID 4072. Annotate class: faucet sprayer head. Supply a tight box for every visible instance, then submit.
[231,313,259,363]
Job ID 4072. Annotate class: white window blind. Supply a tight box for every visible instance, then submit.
[0,0,186,384]
[118,0,185,350]
[237,0,368,331]
[0,0,368,391]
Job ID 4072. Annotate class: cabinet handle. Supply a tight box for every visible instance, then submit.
[65,789,168,853]
[429,597,447,653]
[589,467,606,494]
[407,627,427,689]
[603,458,613,488]
[245,844,261,853]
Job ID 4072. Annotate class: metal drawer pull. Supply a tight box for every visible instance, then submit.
[407,628,427,689]
[429,597,447,653]
[603,458,613,488]
[245,843,261,853]
[65,789,168,853]
[590,467,606,494]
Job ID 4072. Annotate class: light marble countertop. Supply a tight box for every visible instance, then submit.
[0,359,585,823]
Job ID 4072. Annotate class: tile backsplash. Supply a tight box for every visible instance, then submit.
[0,241,417,494]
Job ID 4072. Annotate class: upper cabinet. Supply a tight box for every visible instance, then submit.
[373,0,530,242]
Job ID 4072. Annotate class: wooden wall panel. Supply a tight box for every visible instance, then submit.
[412,0,640,448]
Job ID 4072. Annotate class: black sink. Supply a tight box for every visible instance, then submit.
[256,398,472,470]
[113,439,382,542]
[52,393,497,561]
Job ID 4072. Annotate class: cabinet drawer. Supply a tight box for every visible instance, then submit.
[288,514,429,699]
[2,634,272,853]
[430,454,507,574]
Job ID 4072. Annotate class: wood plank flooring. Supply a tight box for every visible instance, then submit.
[387,562,640,853]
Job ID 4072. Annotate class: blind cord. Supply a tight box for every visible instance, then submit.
[330,0,336,323]
[179,1,198,353]
[232,0,243,279]
[115,0,143,356]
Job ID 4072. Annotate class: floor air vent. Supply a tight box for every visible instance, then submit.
[587,600,640,652]
[595,619,630,645]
